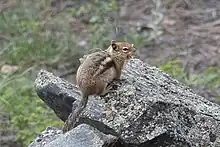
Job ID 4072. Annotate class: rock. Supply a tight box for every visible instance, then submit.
[28,127,62,147]
[33,59,220,147]
[28,124,122,147]
[1,64,19,74]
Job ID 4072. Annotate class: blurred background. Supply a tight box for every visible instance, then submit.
[0,0,220,146]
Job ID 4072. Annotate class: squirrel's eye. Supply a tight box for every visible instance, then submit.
[122,47,129,52]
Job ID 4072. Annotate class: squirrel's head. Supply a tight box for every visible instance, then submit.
[108,40,136,60]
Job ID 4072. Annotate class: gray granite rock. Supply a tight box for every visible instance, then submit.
[28,127,62,147]
[28,124,120,147]
[33,59,220,147]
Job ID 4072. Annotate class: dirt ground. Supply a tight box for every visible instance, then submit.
[112,0,220,71]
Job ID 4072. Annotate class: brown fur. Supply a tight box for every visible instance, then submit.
[62,40,135,132]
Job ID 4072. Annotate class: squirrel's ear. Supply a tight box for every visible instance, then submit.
[111,40,117,50]
[111,40,116,44]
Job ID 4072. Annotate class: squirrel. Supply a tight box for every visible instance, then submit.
[62,40,136,133]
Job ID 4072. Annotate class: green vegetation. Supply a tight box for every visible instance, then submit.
[0,0,219,146]
[0,0,76,66]
[0,0,76,145]
[160,60,220,97]
[0,71,62,144]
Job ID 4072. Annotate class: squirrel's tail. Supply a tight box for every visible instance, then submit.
[71,93,89,123]
[62,93,89,132]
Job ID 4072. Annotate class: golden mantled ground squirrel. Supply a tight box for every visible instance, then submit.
[62,40,136,132]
